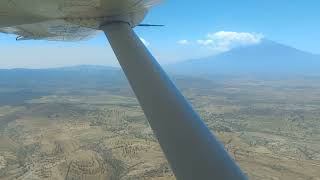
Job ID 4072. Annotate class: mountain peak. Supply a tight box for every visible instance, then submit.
[168,40,320,76]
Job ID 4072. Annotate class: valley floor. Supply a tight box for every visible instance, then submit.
[0,77,319,180]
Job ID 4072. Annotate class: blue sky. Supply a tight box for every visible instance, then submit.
[1,0,319,68]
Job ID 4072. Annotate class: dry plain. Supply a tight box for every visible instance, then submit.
[0,70,319,180]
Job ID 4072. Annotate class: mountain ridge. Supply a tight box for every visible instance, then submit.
[167,39,320,76]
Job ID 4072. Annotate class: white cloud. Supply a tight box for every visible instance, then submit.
[173,31,264,62]
[177,39,190,45]
[140,37,150,46]
[207,31,264,47]
[192,31,263,53]
[196,39,214,46]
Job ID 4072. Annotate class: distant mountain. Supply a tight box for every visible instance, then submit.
[2,65,120,73]
[0,65,126,89]
[55,65,119,72]
[0,65,216,104]
[167,40,320,76]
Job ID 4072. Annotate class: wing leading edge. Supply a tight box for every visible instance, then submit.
[0,0,161,41]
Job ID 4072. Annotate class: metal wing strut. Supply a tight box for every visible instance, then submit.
[101,22,247,180]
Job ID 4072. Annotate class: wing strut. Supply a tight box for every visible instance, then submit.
[101,22,246,180]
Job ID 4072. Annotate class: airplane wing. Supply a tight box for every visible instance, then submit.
[0,19,98,41]
[0,0,162,41]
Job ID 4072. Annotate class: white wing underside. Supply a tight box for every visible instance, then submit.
[0,20,99,41]
[0,0,161,41]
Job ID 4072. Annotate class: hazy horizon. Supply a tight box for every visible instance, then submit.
[1,38,320,70]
